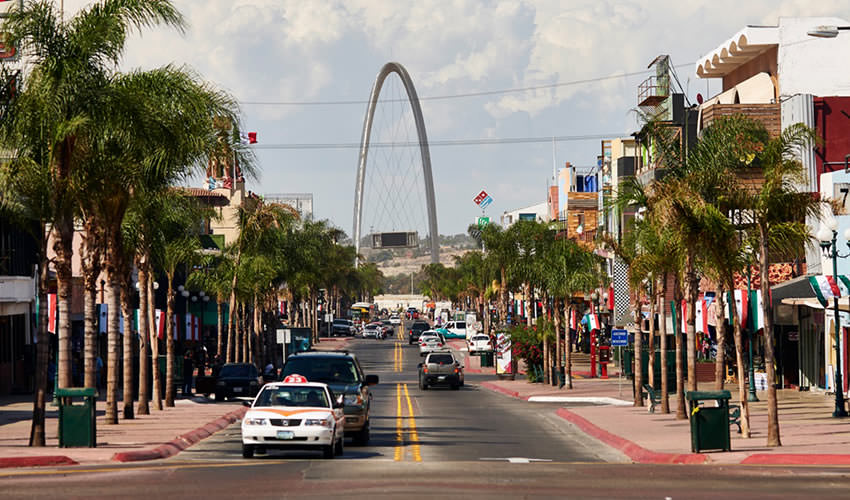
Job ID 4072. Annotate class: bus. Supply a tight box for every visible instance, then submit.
[349,302,376,330]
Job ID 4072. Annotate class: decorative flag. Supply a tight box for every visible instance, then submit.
[119,315,124,334]
[704,291,715,309]
[193,315,200,341]
[728,290,749,330]
[809,275,850,307]
[185,314,193,341]
[749,290,765,332]
[583,313,600,331]
[47,293,57,334]
[693,297,708,333]
[98,304,107,334]
[681,299,688,334]
[240,132,257,144]
[133,309,140,335]
[569,308,577,330]
[155,309,165,339]
[607,285,615,311]
[172,314,179,340]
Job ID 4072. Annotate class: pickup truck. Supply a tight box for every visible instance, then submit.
[418,352,464,390]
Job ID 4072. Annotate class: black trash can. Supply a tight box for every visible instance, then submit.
[685,390,732,453]
[56,387,97,448]
[480,351,494,367]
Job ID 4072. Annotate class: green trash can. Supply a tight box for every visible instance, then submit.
[685,390,732,453]
[56,387,97,448]
[480,351,494,367]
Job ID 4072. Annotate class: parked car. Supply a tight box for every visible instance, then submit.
[467,334,493,354]
[408,320,431,345]
[240,378,345,459]
[418,331,449,357]
[215,363,261,401]
[418,352,464,390]
[280,351,378,445]
[438,320,467,339]
[331,319,356,337]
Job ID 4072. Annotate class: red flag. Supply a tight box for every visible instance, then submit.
[247,132,257,144]
[47,293,57,334]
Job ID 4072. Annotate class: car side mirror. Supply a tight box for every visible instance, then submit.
[242,400,252,408]
[365,374,379,386]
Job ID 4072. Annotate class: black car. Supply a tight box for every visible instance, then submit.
[408,320,430,345]
[214,363,261,401]
[280,351,378,445]
[331,319,356,337]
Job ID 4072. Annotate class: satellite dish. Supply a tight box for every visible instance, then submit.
[696,93,704,104]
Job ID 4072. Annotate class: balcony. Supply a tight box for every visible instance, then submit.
[700,102,780,137]
[638,75,669,108]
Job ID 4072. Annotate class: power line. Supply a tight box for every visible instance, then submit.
[240,63,695,106]
[250,133,628,150]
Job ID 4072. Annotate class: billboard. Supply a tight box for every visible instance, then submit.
[370,231,418,249]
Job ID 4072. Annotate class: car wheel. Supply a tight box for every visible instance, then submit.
[214,392,225,402]
[322,444,335,459]
[242,444,254,458]
[353,422,370,446]
[334,433,344,456]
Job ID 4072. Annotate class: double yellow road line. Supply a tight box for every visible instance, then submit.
[394,383,421,461]
[393,341,403,372]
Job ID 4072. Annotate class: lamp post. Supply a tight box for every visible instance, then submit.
[817,221,850,417]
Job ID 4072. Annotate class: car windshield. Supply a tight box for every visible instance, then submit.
[412,323,429,331]
[457,322,466,328]
[219,364,257,378]
[254,386,329,408]
[333,319,350,325]
[473,335,489,341]
[429,354,454,364]
[282,357,360,385]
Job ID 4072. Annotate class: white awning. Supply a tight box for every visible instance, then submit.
[696,26,779,78]
[700,72,775,108]
[781,297,850,311]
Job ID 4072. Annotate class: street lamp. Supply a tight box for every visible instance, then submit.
[817,220,850,417]
[807,25,850,38]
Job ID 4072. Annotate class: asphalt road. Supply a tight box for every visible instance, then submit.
[4,324,850,498]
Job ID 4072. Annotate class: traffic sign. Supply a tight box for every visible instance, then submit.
[611,329,628,347]
[476,216,490,228]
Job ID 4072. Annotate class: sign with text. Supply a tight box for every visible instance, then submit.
[611,329,629,347]
[476,216,490,228]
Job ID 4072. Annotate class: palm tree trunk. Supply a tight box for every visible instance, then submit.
[714,285,726,391]
[728,276,751,438]
[685,252,699,393]
[632,289,644,407]
[311,290,318,343]
[83,283,98,390]
[759,224,781,447]
[241,304,248,362]
[500,266,508,325]
[525,283,533,328]
[553,297,562,387]
[563,302,573,389]
[29,255,49,447]
[658,274,669,414]
[165,279,176,407]
[674,278,686,419]
[253,297,262,368]
[137,264,150,416]
[216,299,223,360]
[55,222,74,389]
[121,282,134,420]
[227,297,237,363]
[648,279,656,389]
[148,274,162,411]
[105,274,120,424]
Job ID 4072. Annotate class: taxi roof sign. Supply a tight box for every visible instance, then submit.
[282,374,308,384]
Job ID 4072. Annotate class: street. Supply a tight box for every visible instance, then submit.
[3,324,850,498]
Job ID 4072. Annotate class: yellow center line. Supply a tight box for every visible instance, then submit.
[394,382,403,461]
[402,383,422,462]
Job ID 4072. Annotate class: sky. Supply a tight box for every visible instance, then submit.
[61,0,850,236]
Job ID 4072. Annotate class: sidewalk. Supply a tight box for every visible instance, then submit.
[469,346,850,465]
[0,395,246,468]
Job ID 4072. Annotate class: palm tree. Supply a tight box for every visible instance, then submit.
[2,0,187,390]
[472,224,518,326]
[745,122,819,447]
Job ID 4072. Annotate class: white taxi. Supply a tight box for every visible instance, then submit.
[241,374,345,459]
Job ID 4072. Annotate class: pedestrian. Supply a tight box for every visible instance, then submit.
[211,354,223,378]
[182,350,194,396]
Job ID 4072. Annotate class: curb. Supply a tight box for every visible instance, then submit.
[741,454,850,465]
[477,379,705,464]
[554,408,707,464]
[0,455,78,469]
[111,407,248,462]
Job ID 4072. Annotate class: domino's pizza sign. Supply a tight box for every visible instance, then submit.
[473,190,493,209]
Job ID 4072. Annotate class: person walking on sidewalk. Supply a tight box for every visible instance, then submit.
[182,351,194,396]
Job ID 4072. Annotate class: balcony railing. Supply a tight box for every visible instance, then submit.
[638,75,669,107]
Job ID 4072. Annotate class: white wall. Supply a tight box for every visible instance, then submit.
[779,17,850,98]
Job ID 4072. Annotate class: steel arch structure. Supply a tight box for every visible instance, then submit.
[353,62,439,265]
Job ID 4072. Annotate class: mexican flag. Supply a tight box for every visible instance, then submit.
[809,275,850,307]
[583,313,600,331]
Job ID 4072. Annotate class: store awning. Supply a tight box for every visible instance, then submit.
[782,296,850,312]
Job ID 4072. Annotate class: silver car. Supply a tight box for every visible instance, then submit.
[418,331,449,357]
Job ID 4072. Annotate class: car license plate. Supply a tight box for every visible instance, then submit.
[232,387,243,393]
[438,376,446,380]
[276,431,294,440]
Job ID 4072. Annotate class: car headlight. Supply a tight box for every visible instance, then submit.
[243,418,268,426]
[304,417,334,428]
[343,393,363,406]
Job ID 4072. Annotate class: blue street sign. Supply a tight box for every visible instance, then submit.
[611,329,629,347]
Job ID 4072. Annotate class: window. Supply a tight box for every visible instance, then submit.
[255,386,329,408]
[429,354,454,364]
[283,357,360,385]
